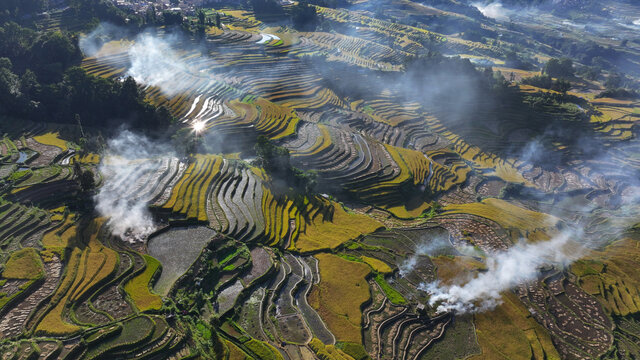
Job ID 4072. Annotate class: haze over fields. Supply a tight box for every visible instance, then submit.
[0,0,640,359]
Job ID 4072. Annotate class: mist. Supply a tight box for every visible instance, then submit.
[80,24,202,96]
[423,230,582,313]
[78,18,639,315]
[472,2,513,21]
[78,22,130,57]
[126,33,193,96]
[422,129,640,314]
[399,235,481,276]
[94,129,172,242]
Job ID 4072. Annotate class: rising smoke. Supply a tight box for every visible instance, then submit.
[472,2,513,21]
[82,25,196,238]
[126,33,193,96]
[80,24,202,96]
[422,230,582,313]
[421,130,640,313]
[399,235,481,276]
[80,17,639,315]
[78,22,128,57]
[94,130,171,241]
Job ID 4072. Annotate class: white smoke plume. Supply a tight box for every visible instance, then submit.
[419,107,640,314]
[94,130,171,241]
[422,230,583,313]
[399,255,419,277]
[126,33,191,96]
[78,23,128,57]
[399,236,447,276]
[472,2,513,21]
[399,235,482,276]
[80,24,201,96]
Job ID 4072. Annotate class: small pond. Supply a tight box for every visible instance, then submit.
[17,151,28,164]
[16,149,37,164]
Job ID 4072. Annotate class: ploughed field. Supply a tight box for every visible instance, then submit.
[1,1,640,359]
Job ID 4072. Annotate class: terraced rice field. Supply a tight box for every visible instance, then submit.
[124,254,162,312]
[307,253,372,343]
[147,226,217,295]
[2,1,640,359]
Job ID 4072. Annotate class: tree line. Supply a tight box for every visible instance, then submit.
[0,20,173,133]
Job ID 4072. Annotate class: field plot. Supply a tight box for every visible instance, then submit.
[32,132,68,151]
[1,248,44,280]
[124,254,162,312]
[443,198,560,238]
[571,239,640,317]
[293,200,384,253]
[33,219,118,335]
[147,226,217,295]
[2,0,640,358]
[471,292,560,360]
[307,253,371,343]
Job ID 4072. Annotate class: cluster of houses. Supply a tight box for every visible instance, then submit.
[112,0,224,17]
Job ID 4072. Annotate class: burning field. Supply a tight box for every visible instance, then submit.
[1,0,640,359]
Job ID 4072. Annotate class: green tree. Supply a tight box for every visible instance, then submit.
[254,135,291,175]
[291,167,317,195]
[580,66,600,81]
[291,1,319,31]
[605,73,622,89]
[254,135,318,196]
[119,76,140,107]
[19,69,38,100]
[80,170,96,191]
[544,58,574,78]
[208,324,225,359]
[0,0,45,17]
[197,9,206,26]
[521,74,571,93]
[163,11,183,25]
[30,31,81,83]
[145,6,157,24]
[0,57,21,115]
[250,0,283,15]
[0,22,36,65]
[504,51,533,70]
[172,127,200,156]
[554,78,571,93]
